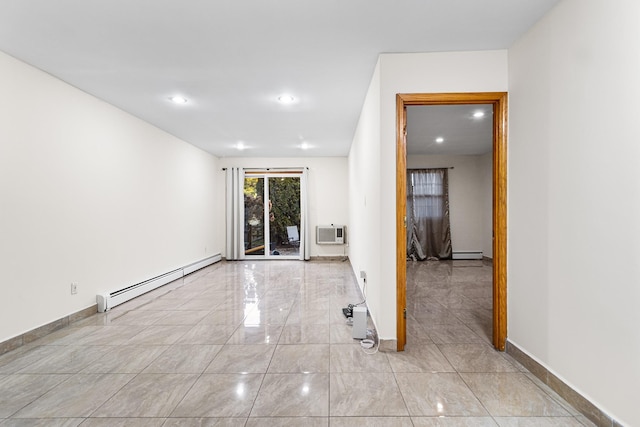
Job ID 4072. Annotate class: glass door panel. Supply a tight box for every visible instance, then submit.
[243,173,302,259]
[244,177,265,256]
[268,177,301,258]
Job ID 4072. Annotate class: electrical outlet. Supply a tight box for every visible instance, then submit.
[70,283,77,295]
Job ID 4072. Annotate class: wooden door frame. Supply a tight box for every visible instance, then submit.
[396,92,508,351]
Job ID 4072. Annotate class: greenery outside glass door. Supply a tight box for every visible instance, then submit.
[244,174,301,259]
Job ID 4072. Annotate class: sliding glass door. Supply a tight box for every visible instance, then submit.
[243,173,302,259]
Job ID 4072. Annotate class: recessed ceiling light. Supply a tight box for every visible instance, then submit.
[277,94,295,104]
[236,141,245,150]
[169,95,188,104]
[435,137,445,144]
[473,111,485,118]
[300,142,309,150]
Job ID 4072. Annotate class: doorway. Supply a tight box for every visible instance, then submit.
[244,172,303,259]
[396,92,507,351]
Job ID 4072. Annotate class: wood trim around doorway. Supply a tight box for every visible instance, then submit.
[396,92,508,351]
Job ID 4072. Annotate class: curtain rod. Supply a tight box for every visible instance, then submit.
[407,167,454,170]
[221,167,308,171]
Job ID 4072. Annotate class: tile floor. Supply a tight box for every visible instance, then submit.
[0,259,594,426]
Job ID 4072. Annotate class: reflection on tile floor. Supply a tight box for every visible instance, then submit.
[0,260,595,426]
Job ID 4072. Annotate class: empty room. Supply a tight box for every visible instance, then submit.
[0,1,638,426]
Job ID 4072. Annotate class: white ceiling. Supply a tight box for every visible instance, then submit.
[407,104,494,156]
[0,0,560,158]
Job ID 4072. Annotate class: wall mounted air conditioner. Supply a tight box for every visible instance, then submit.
[316,225,346,244]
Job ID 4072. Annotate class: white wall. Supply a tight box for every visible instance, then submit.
[349,63,382,332]
[508,1,640,425]
[0,51,220,343]
[407,154,492,256]
[349,51,508,338]
[217,157,349,258]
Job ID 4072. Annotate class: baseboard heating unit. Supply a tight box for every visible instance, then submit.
[96,254,221,312]
[452,251,483,260]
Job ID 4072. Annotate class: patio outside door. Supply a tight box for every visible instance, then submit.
[243,174,301,259]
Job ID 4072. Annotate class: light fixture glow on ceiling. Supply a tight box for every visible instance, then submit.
[300,142,309,150]
[277,94,295,104]
[236,141,245,150]
[473,111,485,118]
[435,137,444,144]
[169,95,188,104]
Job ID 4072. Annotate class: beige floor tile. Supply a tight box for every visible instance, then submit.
[171,373,263,418]
[227,325,283,345]
[386,343,454,373]
[330,417,413,426]
[460,373,572,417]
[0,374,70,417]
[197,310,246,325]
[423,325,486,344]
[92,373,198,417]
[12,373,135,418]
[0,345,32,367]
[251,373,329,417]
[395,372,488,416]
[105,310,168,326]
[411,418,498,426]
[405,318,435,344]
[297,290,332,303]
[17,345,111,374]
[413,311,465,326]
[162,419,248,427]
[205,345,275,373]
[463,321,493,344]
[80,345,169,374]
[268,344,330,373]
[438,343,519,373]
[329,372,408,417]
[0,346,70,374]
[245,306,291,325]
[278,324,330,344]
[176,324,239,345]
[286,308,331,325]
[0,419,84,426]
[136,297,185,311]
[71,325,147,346]
[247,417,328,427]
[153,310,211,325]
[124,325,192,345]
[142,344,222,373]
[77,418,166,426]
[174,297,222,311]
[329,343,391,373]
[493,417,586,426]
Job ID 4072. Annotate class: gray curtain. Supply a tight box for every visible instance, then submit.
[406,168,452,260]
[225,167,245,260]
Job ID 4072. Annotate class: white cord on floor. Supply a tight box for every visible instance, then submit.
[361,328,379,354]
